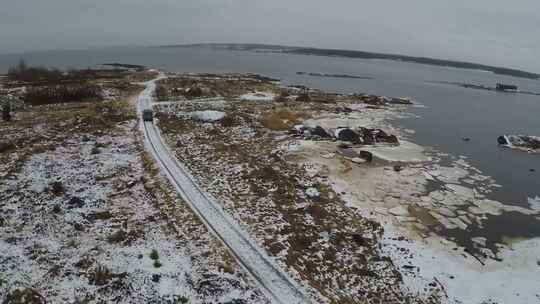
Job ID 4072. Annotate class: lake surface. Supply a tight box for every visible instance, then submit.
[1,46,539,206]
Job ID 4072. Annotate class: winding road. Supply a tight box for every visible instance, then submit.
[138,77,310,304]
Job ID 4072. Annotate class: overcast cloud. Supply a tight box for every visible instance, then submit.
[1,0,539,71]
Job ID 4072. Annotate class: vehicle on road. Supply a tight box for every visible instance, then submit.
[142,109,153,121]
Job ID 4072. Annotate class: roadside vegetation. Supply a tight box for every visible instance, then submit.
[0,67,265,304]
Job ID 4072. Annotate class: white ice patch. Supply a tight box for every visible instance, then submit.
[361,141,430,163]
[240,92,275,102]
[191,110,226,122]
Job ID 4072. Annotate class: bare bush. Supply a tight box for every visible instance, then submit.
[155,84,169,101]
[8,59,63,83]
[24,85,102,105]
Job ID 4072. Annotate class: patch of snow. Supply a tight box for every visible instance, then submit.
[240,92,275,102]
[191,110,226,122]
[306,187,320,199]
[360,141,430,163]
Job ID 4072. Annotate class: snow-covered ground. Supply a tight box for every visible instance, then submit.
[240,92,276,102]
[290,102,540,304]
[152,75,446,304]
[140,78,311,304]
[0,82,266,303]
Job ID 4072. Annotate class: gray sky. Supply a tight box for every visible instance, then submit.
[1,0,539,71]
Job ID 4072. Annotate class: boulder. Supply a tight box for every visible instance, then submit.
[311,126,331,138]
[374,129,399,144]
[359,151,373,163]
[357,128,399,145]
[337,148,360,159]
[68,197,85,208]
[498,134,540,150]
[184,86,204,98]
[388,97,413,105]
[335,128,362,144]
[497,136,509,145]
[0,141,16,153]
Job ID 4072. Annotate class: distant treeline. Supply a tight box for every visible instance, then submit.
[6,60,104,105]
[7,59,129,84]
[165,43,540,80]
[8,60,64,83]
[102,63,146,71]
[289,47,540,79]
[24,85,102,105]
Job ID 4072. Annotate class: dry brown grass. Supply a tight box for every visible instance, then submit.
[260,109,309,131]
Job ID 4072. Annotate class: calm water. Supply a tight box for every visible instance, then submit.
[1,47,539,206]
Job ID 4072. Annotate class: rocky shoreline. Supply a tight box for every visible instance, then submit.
[2,67,540,304]
[151,71,540,303]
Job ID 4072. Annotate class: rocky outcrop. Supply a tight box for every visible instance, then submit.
[292,125,399,146]
[498,135,540,152]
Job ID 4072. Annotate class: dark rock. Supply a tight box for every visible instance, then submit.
[49,181,64,196]
[289,125,308,136]
[402,265,417,270]
[67,197,84,208]
[311,126,331,138]
[295,93,311,102]
[363,96,385,106]
[86,210,112,221]
[0,141,16,153]
[3,288,46,304]
[388,97,413,105]
[90,146,101,155]
[336,106,353,114]
[351,234,366,246]
[359,151,373,163]
[224,300,248,304]
[107,229,127,244]
[151,274,161,283]
[530,168,536,172]
[497,136,509,145]
[357,128,399,145]
[184,86,203,98]
[462,137,471,142]
[5,237,20,244]
[393,165,403,172]
[336,128,362,144]
[373,129,399,144]
[2,104,12,122]
[338,148,360,159]
[51,205,61,214]
[72,222,84,232]
[499,134,540,150]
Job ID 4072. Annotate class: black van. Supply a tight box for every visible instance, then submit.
[142,109,153,122]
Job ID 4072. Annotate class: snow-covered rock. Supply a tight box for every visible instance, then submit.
[306,187,321,198]
[191,110,226,122]
[240,92,275,102]
[388,206,409,217]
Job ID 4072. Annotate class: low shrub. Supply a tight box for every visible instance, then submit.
[2,288,46,304]
[24,84,102,105]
